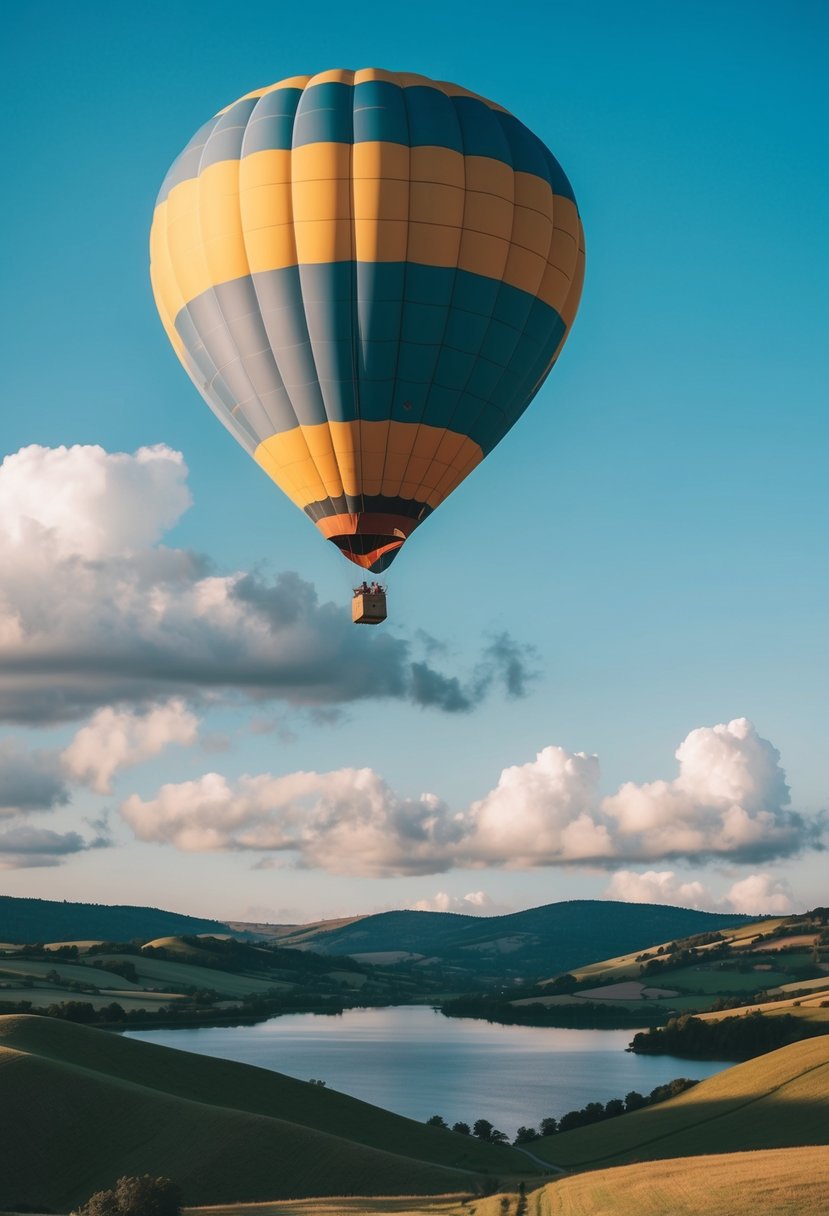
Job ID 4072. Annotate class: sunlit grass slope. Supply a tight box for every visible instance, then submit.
[536,1146,829,1216]
[528,1036,829,1170]
[177,1145,829,1214]
[0,1015,530,1210]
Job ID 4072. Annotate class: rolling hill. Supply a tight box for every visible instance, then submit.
[0,894,225,944]
[243,902,751,981]
[138,1146,829,1214]
[473,1147,829,1216]
[0,1015,533,1210]
[0,895,753,985]
[528,1035,829,1171]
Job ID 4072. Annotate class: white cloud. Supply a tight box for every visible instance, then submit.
[0,443,537,724]
[120,718,824,877]
[604,869,794,915]
[0,442,190,560]
[601,719,804,863]
[62,699,199,794]
[122,768,462,876]
[466,746,611,866]
[726,873,793,914]
[410,891,515,915]
[604,870,714,909]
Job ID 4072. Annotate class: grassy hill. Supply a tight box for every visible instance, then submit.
[0,1015,533,1210]
[132,1146,829,1214]
[528,1035,829,1171]
[443,909,829,1029]
[0,894,225,944]
[0,934,440,1020]
[537,1146,829,1216]
[263,902,751,982]
[1,895,753,987]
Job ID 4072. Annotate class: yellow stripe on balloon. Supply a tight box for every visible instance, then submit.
[254,421,484,511]
[150,143,579,330]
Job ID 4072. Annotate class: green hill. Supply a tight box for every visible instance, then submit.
[0,894,225,944]
[263,902,751,982]
[0,1015,532,1209]
[529,1035,829,1171]
[1,895,753,986]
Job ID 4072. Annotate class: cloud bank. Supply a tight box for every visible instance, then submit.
[0,444,537,724]
[0,698,198,867]
[604,869,794,914]
[0,740,69,817]
[121,718,824,876]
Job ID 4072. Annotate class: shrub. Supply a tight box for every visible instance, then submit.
[74,1175,181,1216]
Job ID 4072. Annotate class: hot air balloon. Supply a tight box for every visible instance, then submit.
[150,69,584,621]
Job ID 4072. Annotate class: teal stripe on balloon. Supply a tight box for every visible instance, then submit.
[174,263,566,455]
[156,79,576,206]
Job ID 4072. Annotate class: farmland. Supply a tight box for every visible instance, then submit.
[0,934,442,1024]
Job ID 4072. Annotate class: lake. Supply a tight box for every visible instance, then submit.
[125,1005,733,1137]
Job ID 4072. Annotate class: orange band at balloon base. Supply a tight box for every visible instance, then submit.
[316,511,418,571]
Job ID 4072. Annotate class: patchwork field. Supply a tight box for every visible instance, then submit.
[0,934,438,1018]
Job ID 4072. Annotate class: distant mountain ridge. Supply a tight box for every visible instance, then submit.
[0,894,753,982]
[0,895,225,944]
[259,901,754,981]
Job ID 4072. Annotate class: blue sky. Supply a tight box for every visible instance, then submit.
[0,1,826,921]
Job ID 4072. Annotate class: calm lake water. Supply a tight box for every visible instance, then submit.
[126,1005,732,1136]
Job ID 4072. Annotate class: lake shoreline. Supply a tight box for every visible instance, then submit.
[124,1003,734,1138]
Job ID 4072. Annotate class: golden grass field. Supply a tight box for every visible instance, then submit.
[178,1145,829,1215]
[528,1035,829,1170]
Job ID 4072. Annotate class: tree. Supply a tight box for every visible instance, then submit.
[473,1118,495,1141]
[426,1114,448,1128]
[452,1121,471,1135]
[75,1175,181,1216]
[539,1116,558,1137]
[513,1125,539,1144]
[624,1090,647,1112]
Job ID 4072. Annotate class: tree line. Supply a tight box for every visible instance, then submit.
[631,1010,829,1059]
[424,1076,699,1145]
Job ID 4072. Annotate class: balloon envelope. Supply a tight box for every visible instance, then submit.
[150,69,584,571]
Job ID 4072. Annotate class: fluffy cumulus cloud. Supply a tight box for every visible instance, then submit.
[120,718,824,877]
[122,768,464,877]
[62,699,199,794]
[0,443,537,724]
[726,873,794,914]
[604,869,794,914]
[601,719,805,864]
[603,870,714,909]
[409,891,515,915]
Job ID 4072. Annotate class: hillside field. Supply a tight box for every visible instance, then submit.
[0,1015,534,1210]
[528,1035,829,1170]
[173,1145,829,1214]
